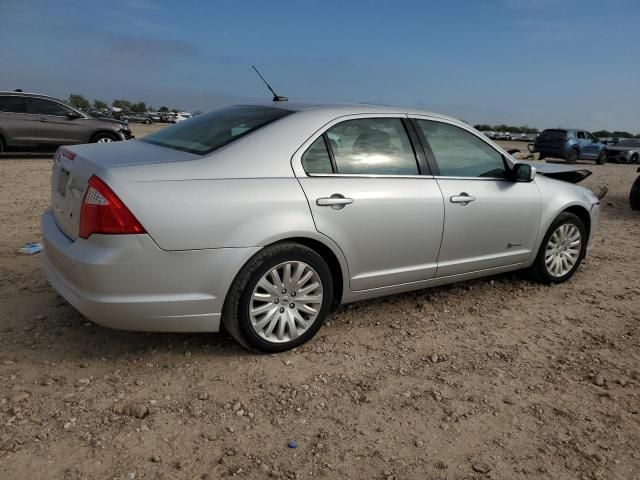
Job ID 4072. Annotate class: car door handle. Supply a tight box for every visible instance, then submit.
[316,194,353,210]
[450,193,475,205]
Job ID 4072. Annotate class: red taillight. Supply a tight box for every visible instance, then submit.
[79,175,145,239]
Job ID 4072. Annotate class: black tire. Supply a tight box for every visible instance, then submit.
[144,119,151,124]
[631,153,639,165]
[566,148,579,164]
[528,212,587,284]
[538,153,546,161]
[91,132,119,143]
[630,175,640,211]
[596,150,606,165]
[222,242,334,353]
[0,136,4,156]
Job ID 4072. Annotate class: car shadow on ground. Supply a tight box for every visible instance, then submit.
[1,152,54,159]
[31,270,534,363]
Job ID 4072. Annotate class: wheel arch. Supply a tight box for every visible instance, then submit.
[562,205,591,240]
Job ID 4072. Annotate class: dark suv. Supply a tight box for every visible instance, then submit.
[530,128,607,164]
[0,91,134,154]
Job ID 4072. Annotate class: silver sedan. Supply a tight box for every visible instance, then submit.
[41,103,602,352]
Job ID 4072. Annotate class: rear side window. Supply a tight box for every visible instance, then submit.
[416,120,505,178]
[540,129,568,140]
[302,137,333,174]
[0,95,28,113]
[325,118,419,175]
[28,98,74,116]
[141,105,293,155]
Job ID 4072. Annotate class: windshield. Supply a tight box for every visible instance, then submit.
[141,105,293,155]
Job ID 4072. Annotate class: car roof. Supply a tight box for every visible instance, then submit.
[238,101,462,122]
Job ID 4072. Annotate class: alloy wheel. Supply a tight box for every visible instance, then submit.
[97,137,114,143]
[249,261,323,343]
[544,224,582,277]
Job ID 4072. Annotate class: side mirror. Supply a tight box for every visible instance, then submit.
[512,163,536,182]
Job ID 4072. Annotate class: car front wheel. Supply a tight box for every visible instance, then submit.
[566,148,579,164]
[596,150,606,165]
[91,132,118,143]
[223,242,333,353]
[529,212,587,284]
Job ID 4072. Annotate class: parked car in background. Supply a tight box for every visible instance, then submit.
[631,168,640,210]
[530,128,607,164]
[172,112,192,123]
[122,112,153,124]
[147,112,161,122]
[41,102,602,353]
[606,139,640,164]
[0,91,133,154]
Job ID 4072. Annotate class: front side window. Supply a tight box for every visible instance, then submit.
[0,95,28,113]
[324,118,418,175]
[577,131,585,139]
[416,120,506,178]
[28,98,74,116]
[141,105,292,155]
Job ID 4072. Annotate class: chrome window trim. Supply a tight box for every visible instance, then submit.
[433,175,509,181]
[306,173,435,179]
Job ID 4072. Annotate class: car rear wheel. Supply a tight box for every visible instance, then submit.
[566,148,579,164]
[0,136,4,155]
[144,119,151,124]
[528,212,586,284]
[92,132,118,143]
[631,153,639,164]
[630,175,640,211]
[223,242,333,353]
[596,150,606,165]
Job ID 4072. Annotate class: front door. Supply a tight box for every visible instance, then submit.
[27,97,86,146]
[412,118,542,278]
[295,117,445,291]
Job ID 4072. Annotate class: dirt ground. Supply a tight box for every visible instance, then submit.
[1,129,639,480]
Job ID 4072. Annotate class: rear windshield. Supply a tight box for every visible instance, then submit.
[539,129,567,140]
[141,105,293,155]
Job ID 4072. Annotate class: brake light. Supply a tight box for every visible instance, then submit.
[79,176,145,239]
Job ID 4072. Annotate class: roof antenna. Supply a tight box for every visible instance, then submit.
[251,65,288,102]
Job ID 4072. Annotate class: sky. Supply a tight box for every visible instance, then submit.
[1,0,638,132]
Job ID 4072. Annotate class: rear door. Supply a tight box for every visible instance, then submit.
[27,97,87,146]
[412,117,541,277]
[0,95,37,146]
[294,115,445,291]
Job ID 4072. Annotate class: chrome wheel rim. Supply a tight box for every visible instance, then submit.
[249,261,323,344]
[97,137,113,143]
[545,224,581,277]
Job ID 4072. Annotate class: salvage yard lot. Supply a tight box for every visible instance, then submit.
[1,128,639,479]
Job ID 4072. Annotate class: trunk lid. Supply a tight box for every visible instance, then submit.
[51,140,198,240]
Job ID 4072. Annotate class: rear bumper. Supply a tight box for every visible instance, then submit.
[41,208,259,332]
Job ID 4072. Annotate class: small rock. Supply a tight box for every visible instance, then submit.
[435,461,448,469]
[135,379,144,386]
[151,454,161,463]
[8,392,30,403]
[126,473,136,480]
[232,402,242,411]
[472,462,492,474]
[414,439,424,448]
[198,392,209,401]
[430,354,439,363]
[129,404,149,419]
[288,439,298,449]
[592,374,605,387]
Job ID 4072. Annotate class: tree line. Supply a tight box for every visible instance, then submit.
[473,124,539,134]
[67,93,180,113]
